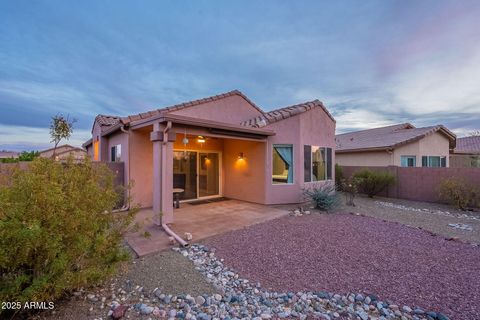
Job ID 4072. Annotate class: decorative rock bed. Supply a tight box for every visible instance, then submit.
[374,201,480,222]
[102,244,449,320]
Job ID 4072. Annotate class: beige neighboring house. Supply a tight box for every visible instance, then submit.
[0,151,19,159]
[335,123,456,167]
[450,136,480,168]
[39,144,87,162]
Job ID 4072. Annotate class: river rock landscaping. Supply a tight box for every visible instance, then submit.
[78,245,447,320]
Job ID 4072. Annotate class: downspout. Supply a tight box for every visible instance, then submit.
[161,121,189,247]
[112,125,131,213]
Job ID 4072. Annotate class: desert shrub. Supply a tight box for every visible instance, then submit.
[303,183,341,211]
[0,157,135,312]
[341,177,360,206]
[335,164,344,189]
[353,169,395,198]
[438,178,479,210]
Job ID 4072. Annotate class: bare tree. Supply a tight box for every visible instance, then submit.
[49,114,76,157]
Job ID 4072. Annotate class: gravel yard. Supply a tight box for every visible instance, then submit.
[204,213,480,320]
[340,194,480,243]
[32,251,217,320]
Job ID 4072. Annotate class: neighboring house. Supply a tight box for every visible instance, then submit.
[39,144,87,162]
[450,136,480,168]
[335,123,456,168]
[83,90,336,224]
[0,151,19,159]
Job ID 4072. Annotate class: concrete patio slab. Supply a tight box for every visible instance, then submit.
[125,199,289,256]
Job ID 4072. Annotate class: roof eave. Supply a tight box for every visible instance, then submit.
[336,147,392,153]
[129,113,275,137]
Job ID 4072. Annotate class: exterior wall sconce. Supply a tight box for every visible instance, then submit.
[238,152,245,159]
[197,135,205,143]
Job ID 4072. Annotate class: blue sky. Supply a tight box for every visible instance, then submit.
[1,0,479,151]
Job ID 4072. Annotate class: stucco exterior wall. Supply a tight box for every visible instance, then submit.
[393,132,450,167]
[107,132,128,162]
[107,131,129,188]
[223,139,266,203]
[300,107,336,183]
[335,151,393,167]
[264,107,336,205]
[129,128,153,208]
[91,122,106,161]
[169,95,263,125]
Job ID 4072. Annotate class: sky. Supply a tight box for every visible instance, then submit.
[1,0,479,152]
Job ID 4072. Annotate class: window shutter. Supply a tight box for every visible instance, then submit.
[304,145,311,182]
[326,148,332,180]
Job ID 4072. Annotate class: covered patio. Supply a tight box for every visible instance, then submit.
[125,199,289,256]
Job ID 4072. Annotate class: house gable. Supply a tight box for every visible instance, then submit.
[168,93,264,125]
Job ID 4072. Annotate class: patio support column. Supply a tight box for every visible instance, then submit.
[151,122,176,225]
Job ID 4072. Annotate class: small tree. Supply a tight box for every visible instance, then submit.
[341,177,360,206]
[49,114,76,157]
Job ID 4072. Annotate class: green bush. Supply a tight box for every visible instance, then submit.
[0,157,134,311]
[438,178,479,210]
[353,169,395,198]
[0,151,39,163]
[303,183,341,211]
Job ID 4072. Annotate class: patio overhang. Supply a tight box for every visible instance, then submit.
[130,113,275,140]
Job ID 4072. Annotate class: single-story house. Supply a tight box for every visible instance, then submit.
[0,151,19,159]
[39,144,87,162]
[335,123,456,167]
[83,90,336,224]
[450,136,480,168]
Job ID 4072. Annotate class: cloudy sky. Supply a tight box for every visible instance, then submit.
[1,0,479,151]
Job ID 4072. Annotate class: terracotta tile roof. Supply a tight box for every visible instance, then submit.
[240,99,334,128]
[119,90,264,125]
[336,123,456,152]
[454,136,480,154]
[95,114,121,127]
[93,90,335,135]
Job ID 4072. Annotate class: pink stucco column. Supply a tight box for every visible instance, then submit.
[151,123,175,225]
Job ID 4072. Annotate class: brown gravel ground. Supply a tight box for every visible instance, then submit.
[340,194,480,243]
[204,213,480,320]
[28,250,216,320]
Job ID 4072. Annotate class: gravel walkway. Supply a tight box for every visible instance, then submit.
[340,195,480,243]
[204,213,480,320]
[33,251,217,320]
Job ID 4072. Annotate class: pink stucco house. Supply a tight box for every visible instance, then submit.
[83,90,336,224]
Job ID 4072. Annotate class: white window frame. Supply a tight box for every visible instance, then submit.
[400,155,416,167]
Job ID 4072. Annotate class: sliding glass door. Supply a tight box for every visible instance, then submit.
[173,151,220,201]
[199,153,220,197]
